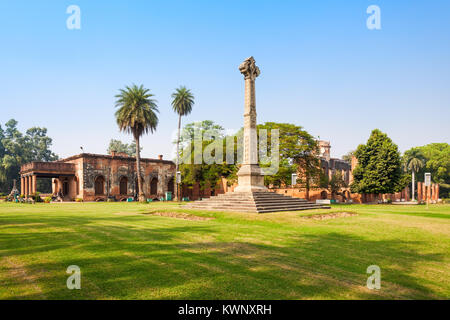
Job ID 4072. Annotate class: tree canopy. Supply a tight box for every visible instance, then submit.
[404,143,449,184]
[350,129,407,194]
[178,121,236,195]
[404,143,449,198]
[257,122,322,196]
[107,139,140,157]
[0,119,58,193]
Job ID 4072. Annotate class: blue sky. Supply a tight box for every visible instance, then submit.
[0,0,449,160]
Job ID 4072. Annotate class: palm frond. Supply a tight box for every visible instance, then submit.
[171,86,194,117]
[114,84,159,139]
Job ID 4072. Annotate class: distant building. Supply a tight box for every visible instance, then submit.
[318,140,352,185]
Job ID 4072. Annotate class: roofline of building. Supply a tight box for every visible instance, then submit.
[55,153,175,165]
[319,156,349,162]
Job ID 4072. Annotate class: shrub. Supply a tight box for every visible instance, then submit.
[44,197,52,203]
[75,198,83,202]
[30,192,43,202]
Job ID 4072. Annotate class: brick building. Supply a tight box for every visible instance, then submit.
[20,152,175,201]
[318,140,352,185]
[271,140,413,203]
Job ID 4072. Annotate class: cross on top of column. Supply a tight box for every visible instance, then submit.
[239,56,260,80]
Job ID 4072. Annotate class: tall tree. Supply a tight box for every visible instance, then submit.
[115,84,159,202]
[258,122,321,200]
[403,149,425,201]
[177,121,236,198]
[350,129,406,196]
[171,86,194,200]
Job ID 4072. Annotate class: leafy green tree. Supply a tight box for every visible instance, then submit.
[107,139,140,157]
[258,122,321,199]
[404,143,449,198]
[327,171,347,199]
[0,119,58,193]
[178,121,236,197]
[172,86,195,200]
[350,129,406,195]
[403,149,425,201]
[407,143,449,184]
[263,159,297,188]
[115,84,159,202]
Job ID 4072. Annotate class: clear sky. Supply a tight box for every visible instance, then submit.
[1,0,449,160]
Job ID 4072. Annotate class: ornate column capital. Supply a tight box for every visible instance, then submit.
[239,56,260,80]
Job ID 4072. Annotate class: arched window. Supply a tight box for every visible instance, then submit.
[150,177,158,195]
[95,176,105,195]
[120,177,128,195]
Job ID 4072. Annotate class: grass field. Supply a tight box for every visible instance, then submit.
[0,202,449,300]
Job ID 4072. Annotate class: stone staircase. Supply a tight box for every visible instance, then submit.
[183,191,330,213]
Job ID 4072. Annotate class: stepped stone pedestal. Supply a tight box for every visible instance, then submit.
[184,191,330,213]
[184,57,329,213]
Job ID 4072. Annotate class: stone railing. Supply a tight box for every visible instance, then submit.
[20,162,75,174]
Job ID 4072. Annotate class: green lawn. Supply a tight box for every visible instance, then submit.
[0,202,449,300]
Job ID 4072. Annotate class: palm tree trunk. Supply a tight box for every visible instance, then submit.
[412,171,415,201]
[175,114,181,201]
[135,137,145,202]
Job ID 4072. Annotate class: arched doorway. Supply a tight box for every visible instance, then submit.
[320,190,328,199]
[95,176,105,195]
[150,177,158,195]
[63,179,69,196]
[168,177,174,194]
[120,177,128,195]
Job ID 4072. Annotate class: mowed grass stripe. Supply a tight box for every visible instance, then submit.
[0,202,448,299]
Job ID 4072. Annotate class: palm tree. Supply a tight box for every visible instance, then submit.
[404,149,425,201]
[171,86,194,201]
[115,84,159,202]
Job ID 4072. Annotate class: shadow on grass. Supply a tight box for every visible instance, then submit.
[0,213,447,300]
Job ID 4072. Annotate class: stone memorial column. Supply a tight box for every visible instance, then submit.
[234,57,267,193]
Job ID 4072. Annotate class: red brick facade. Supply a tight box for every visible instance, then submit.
[20,153,175,201]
